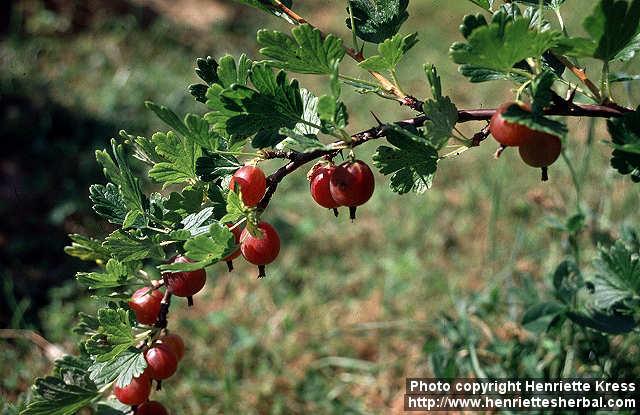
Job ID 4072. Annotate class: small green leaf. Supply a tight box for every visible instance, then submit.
[65,234,110,263]
[159,223,235,271]
[89,184,129,226]
[220,191,246,224]
[88,347,147,389]
[258,24,345,74]
[358,33,418,71]
[95,140,146,222]
[104,231,165,262]
[521,301,566,332]
[148,131,201,186]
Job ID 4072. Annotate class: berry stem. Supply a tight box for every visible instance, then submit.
[257,265,266,279]
[541,167,549,182]
[349,206,357,220]
[226,260,234,272]
[154,291,172,329]
[332,208,339,217]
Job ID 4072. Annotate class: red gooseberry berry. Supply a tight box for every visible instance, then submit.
[518,132,562,181]
[144,345,178,380]
[489,102,537,147]
[229,165,267,207]
[310,164,340,216]
[155,333,185,362]
[114,372,152,406]
[129,287,163,326]
[162,256,206,306]
[329,160,375,220]
[240,221,281,278]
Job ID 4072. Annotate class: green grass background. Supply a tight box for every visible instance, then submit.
[1,0,639,413]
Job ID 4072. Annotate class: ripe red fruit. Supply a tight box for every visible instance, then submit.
[114,372,152,406]
[155,333,185,362]
[240,222,281,278]
[329,160,375,220]
[223,223,243,272]
[163,256,206,306]
[310,164,340,216]
[229,165,267,207]
[129,287,163,325]
[519,133,562,181]
[136,401,169,415]
[490,102,537,147]
[144,345,178,380]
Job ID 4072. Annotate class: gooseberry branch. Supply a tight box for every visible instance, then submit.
[258,100,632,211]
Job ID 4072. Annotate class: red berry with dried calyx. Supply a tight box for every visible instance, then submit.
[136,400,169,415]
[329,160,375,220]
[223,223,243,272]
[229,165,267,207]
[240,221,281,278]
[129,287,163,325]
[144,344,178,380]
[155,333,185,361]
[490,102,537,147]
[310,164,340,216]
[163,256,206,306]
[518,132,562,181]
[114,372,152,406]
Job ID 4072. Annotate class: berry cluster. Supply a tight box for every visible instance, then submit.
[309,159,375,220]
[490,102,562,181]
[120,159,376,411]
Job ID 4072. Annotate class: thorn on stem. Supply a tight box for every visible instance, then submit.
[370,111,384,126]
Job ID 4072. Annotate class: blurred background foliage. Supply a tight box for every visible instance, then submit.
[1,0,639,413]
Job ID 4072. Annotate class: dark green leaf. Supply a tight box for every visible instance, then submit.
[608,107,640,182]
[346,0,409,44]
[450,18,560,74]
[567,309,637,334]
[196,152,241,182]
[372,126,438,194]
[22,364,98,415]
[501,104,568,136]
[583,0,640,62]
[590,239,640,309]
